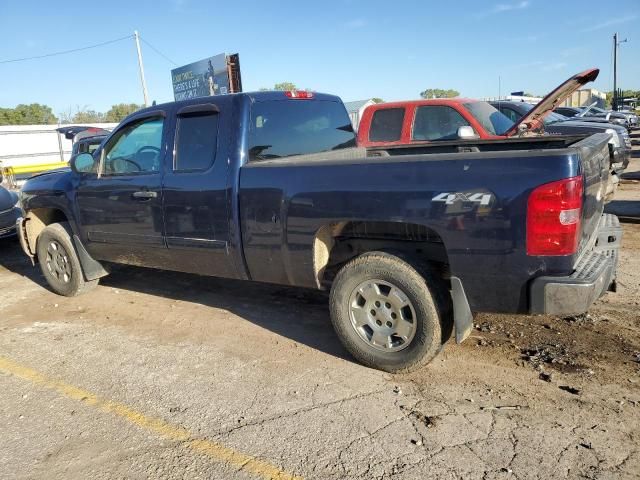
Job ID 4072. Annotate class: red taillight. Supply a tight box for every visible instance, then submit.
[526,175,583,256]
[285,90,314,99]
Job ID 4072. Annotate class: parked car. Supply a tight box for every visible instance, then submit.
[491,100,631,198]
[0,184,21,240]
[17,89,621,372]
[585,105,638,129]
[70,132,108,157]
[554,106,631,131]
[56,126,110,161]
[357,69,600,147]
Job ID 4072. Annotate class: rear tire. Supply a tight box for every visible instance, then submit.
[329,251,445,372]
[36,222,98,297]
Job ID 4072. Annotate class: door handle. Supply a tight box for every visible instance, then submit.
[132,191,157,199]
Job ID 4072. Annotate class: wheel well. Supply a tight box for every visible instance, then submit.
[24,208,69,256]
[314,221,450,289]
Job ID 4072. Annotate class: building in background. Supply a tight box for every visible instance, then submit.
[344,99,377,130]
[561,88,606,108]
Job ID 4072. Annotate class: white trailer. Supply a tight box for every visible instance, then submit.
[0,123,116,187]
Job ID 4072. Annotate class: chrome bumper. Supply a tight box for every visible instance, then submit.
[529,214,622,315]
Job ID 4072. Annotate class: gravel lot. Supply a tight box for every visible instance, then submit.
[0,135,639,480]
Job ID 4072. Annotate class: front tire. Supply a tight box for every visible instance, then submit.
[36,222,98,297]
[329,252,445,372]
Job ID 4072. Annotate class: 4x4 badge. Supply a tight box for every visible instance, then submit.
[432,192,493,206]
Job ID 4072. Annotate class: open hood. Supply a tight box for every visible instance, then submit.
[503,68,599,137]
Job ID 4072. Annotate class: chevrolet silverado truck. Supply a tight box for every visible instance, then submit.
[17,89,622,372]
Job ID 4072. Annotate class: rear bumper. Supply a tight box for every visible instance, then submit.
[529,214,622,315]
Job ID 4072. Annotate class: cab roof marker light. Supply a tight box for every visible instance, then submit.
[285,90,314,99]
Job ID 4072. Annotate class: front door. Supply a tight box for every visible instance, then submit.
[74,113,168,266]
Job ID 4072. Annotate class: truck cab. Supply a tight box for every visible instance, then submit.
[357,98,512,147]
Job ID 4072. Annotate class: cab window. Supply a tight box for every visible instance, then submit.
[412,106,470,141]
[174,113,219,171]
[369,108,404,142]
[100,117,164,175]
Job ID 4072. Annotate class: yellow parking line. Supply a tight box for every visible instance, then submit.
[0,355,302,480]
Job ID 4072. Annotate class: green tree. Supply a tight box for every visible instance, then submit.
[59,105,106,124]
[0,103,58,125]
[419,88,459,99]
[273,82,298,91]
[73,110,105,123]
[372,98,384,103]
[104,103,143,123]
[605,90,640,109]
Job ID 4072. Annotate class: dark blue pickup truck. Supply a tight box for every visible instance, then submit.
[17,91,622,372]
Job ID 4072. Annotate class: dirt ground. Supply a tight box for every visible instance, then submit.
[0,135,639,480]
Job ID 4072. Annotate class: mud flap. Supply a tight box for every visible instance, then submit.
[72,235,109,281]
[450,276,473,343]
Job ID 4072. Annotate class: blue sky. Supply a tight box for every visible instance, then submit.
[0,0,638,115]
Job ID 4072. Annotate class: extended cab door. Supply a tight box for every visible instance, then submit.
[160,102,237,278]
[74,111,168,266]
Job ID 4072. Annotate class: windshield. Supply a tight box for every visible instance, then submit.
[516,102,567,125]
[463,101,514,135]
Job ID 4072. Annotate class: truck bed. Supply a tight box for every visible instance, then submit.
[239,133,611,314]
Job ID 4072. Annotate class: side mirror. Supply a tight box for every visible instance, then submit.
[457,126,479,140]
[70,153,97,174]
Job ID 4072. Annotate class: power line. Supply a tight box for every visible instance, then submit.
[140,36,178,66]
[0,34,134,65]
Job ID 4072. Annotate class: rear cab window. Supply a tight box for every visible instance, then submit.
[369,108,405,142]
[174,112,219,171]
[249,99,356,161]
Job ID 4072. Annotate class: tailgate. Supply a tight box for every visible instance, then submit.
[572,133,611,256]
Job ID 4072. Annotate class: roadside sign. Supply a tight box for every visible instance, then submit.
[171,53,241,101]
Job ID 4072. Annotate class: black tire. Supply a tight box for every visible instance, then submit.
[329,251,446,373]
[36,222,98,296]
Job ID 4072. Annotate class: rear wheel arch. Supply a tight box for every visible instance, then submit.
[313,220,451,288]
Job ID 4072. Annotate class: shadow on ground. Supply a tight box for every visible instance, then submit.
[0,237,352,362]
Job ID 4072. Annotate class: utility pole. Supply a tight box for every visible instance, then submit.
[613,32,628,111]
[134,31,149,107]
